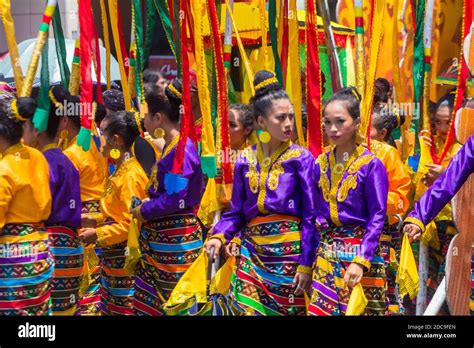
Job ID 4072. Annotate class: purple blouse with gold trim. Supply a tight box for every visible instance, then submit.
[139,137,204,221]
[211,141,319,268]
[312,145,389,264]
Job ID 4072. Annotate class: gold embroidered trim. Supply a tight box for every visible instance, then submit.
[103,156,138,198]
[352,255,371,271]
[256,140,292,214]
[296,265,313,275]
[145,135,179,192]
[317,145,367,226]
[242,147,259,194]
[268,148,302,191]
[404,216,426,233]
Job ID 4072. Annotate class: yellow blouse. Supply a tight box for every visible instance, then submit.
[0,143,52,228]
[95,157,148,247]
[63,136,108,203]
[371,140,412,225]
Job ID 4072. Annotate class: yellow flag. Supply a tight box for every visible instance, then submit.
[346,283,368,315]
[396,234,419,299]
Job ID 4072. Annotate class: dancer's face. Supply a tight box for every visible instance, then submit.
[229,109,251,150]
[257,98,294,143]
[323,101,359,147]
[434,106,451,138]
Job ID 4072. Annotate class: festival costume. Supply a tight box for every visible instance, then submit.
[0,144,53,315]
[42,144,83,315]
[308,145,389,316]
[133,136,204,315]
[64,136,108,315]
[371,140,412,314]
[211,140,318,316]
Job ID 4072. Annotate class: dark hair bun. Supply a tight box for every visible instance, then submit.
[17,97,37,120]
[253,70,281,99]
[165,78,183,105]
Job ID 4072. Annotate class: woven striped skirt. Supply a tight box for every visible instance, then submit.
[0,223,54,316]
[308,224,386,316]
[230,215,306,316]
[77,200,102,315]
[133,214,203,316]
[100,241,135,315]
[47,226,84,315]
[379,223,403,315]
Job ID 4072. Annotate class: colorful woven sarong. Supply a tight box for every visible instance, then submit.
[470,245,473,315]
[0,223,53,316]
[77,200,102,315]
[133,214,203,316]
[308,224,386,316]
[380,223,404,315]
[100,240,134,315]
[47,226,84,315]
[229,214,306,316]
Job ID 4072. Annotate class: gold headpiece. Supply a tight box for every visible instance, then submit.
[49,88,63,110]
[255,76,279,92]
[10,99,28,122]
[168,83,182,100]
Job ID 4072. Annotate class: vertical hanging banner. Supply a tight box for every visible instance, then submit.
[288,0,305,146]
[52,3,70,89]
[0,0,24,92]
[209,0,233,201]
[77,0,95,151]
[20,0,58,97]
[100,0,111,90]
[165,0,194,194]
[360,0,386,149]
[268,0,283,84]
[306,0,323,157]
[109,0,132,111]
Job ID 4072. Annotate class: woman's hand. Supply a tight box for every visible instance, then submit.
[419,130,433,148]
[204,238,223,260]
[422,164,445,186]
[81,214,97,228]
[78,228,98,245]
[225,242,240,258]
[403,223,422,243]
[293,272,312,296]
[344,263,364,288]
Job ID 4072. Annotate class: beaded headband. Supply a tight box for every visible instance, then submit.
[168,83,182,100]
[255,76,279,92]
[10,99,28,122]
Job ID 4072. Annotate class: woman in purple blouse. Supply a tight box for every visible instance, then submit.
[308,87,389,316]
[21,92,82,315]
[204,70,318,316]
[131,80,204,315]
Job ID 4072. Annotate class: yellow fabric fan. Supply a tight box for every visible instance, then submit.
[346,283,368,316]
[396,233,419,299]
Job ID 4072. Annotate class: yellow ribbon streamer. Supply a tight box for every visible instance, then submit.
[69,39,80,96]
[0,0,23,92]
[288,0,305,147]
[108,0,132,111]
